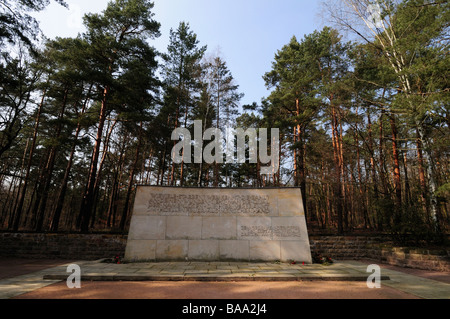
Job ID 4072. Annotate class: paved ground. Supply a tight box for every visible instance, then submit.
[0,258,449,299]
[13,280,419,299]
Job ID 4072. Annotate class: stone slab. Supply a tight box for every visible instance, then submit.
[124,186,312,263]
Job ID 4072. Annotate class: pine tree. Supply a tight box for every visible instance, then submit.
[77,0,160,233]
[207,55,243,186]
[161,22,206,186]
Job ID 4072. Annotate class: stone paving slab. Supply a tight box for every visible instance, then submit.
[39,260,391,283]
[0,262,72,299]
[377,268,450,299]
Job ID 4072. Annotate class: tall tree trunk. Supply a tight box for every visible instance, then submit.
[355,126,369,229]
[2,174,18,228]
[298,130,307,220]
[378,110,390,197]
[320,162,327,229]
[402,147,411,206]
[35,89,69,232]
[294,98,307,217]
[159,114,172,186]
[416,128,430,218]
[22,154,45,229]
[276,137,282,187]
[89,118,118,230]
[214,80,221,187]
[197,93,211,187]
[367,113,381,230]
[416,122,440,232]
[120,122,143,231]
[331,103,343,234]
[8,137,29,228]
[170,104,180,186]
[293,126,298,187]
[11,90,46,231]
[79,86,109,233]
[339,116,347,230]
[389,114,402,225]
[51,86,91,232]
[107,134,127,228]
[180,97,189,186]
[92,117,118,202]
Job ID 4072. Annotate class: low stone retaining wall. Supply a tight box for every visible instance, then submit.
[0,232,127,260]
[0,232,448,271]
[309,235,450,272]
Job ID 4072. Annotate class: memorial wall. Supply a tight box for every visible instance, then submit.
[124,186,312,263]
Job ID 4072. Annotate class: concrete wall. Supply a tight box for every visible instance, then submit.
[124,187,312,263]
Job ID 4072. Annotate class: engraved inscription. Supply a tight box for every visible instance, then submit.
[241,226,301,238]
[272,226,302,238]
[241,226,273,237]
[147,194,270,216]
[219,195,269,215]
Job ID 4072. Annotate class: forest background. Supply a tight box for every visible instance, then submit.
[0,0,448,245]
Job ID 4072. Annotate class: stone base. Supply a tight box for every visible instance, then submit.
[124,187,312,263]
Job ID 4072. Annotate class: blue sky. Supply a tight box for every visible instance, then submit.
[34,0,325,107]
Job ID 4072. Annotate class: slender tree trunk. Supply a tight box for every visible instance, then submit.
[35,89,69,232]
[402,148,411,206]
[355,127,369,229]
[293,125,298,187]
[88,118,118,230]
[107,134,127,228]
[197,116,209,187]
[416,121,440,231]
[276,137,282,186]
[79,86,109,233]
[298,129,307,219]
[338,117,347,230]
[22,155,44,229]
[159,113,172,187]
[367,113,381,230]
[214,79,221,188]
[144,149,154,185]
[416,128,430,218]
[331,102,343,234]
[8,176,21,227]
[12,90,46,231]
[321,161,329,229]
[2,174,17,228]
[34,146,57,231]
[160,142,169,186]
[378,110,389,197]
[107,166,120,228]
[8,137,29,228]
[170,105,180,186]
[197,92,211,187]
[120,122,143,230]
[293,98,307,216]
[51,86,91,232]
[180,98,189,186]
[92,117,118,201]
[389,114,402,225]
